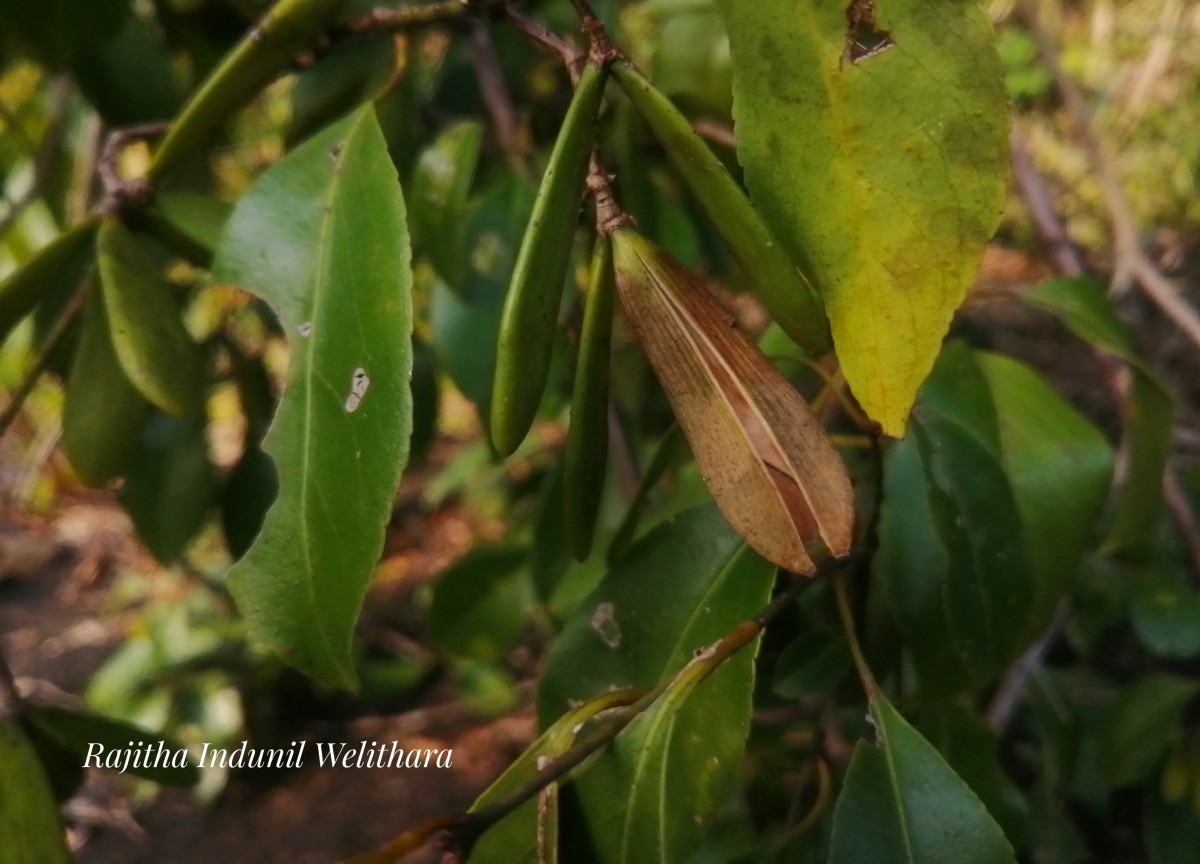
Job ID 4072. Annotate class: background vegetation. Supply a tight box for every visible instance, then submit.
[0,1,1198,862]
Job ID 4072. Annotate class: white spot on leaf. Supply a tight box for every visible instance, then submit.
[344,367,370,412]
[590,602,621,648]
[297,322,313,337]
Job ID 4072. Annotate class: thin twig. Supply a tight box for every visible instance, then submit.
[1017,0,1200,351]
[96,122,170,216]
[499,6,582,69]
[341,0,468,35]
[693,120,737,150]
[565,0,608,52]
[1009,126,1087,277]
[0,277,91,442]
[469,21,525,169]
[832,568,878,700]
[986,603,1070,733]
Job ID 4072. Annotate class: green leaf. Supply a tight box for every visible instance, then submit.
[829,691,1016,864]
[1130,569,1200,659]
[0,716,72,864]
[912,701,1029,848]
[1144,790,1200,864]
[19,719,85,804]
[221,445,278,560]
[428,547,534,663]
[1025,277,1136,359]
[975,351,1113,640]
[1099,675,1199,787]
[771,629,852,700]
[146,192,232,265]
[24,705,200,787]
[876,431,973,693]
[0,221,96,347]
[911,408,1034,679]
[119,412,218,564]
[410,120,485,290]
[538,505,777,864]
[211,106,412,688]
[1025,277,1175,554]
[469,691,642,864]
[715,0,1009,435]
[61,290,154,488]
[97,217,205,418]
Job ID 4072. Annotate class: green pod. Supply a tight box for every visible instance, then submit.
[147,0,348,185]
[611,61,830,354]
[0,221,97,346]
[565,234,615,560]
[490,63,609,456]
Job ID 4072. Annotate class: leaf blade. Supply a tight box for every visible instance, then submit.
[538,506,777,864]
[212,106,413,688]
[829,691,1016,864]
[97,218,204,418]
[716,0,1010,435]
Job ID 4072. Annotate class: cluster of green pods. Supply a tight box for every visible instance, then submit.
[489,56,852,570]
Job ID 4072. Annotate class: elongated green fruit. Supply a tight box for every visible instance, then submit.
[491,63,609,456]
[148,0,347,185]
[565,234,615,560]
[612,61,830,354]
[0,221,97,345]
[611,227,852,573]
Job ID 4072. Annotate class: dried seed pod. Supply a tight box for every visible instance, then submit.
[611,228,853,573]
[491,63,609,456]
[565,234,616,560]
[611,61,830,355]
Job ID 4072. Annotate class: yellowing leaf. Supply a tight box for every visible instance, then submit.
[715,0,1010,435]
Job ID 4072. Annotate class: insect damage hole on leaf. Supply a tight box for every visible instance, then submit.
[344,367,370,413]
[843,0,895,65]
[590,601,622,648]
